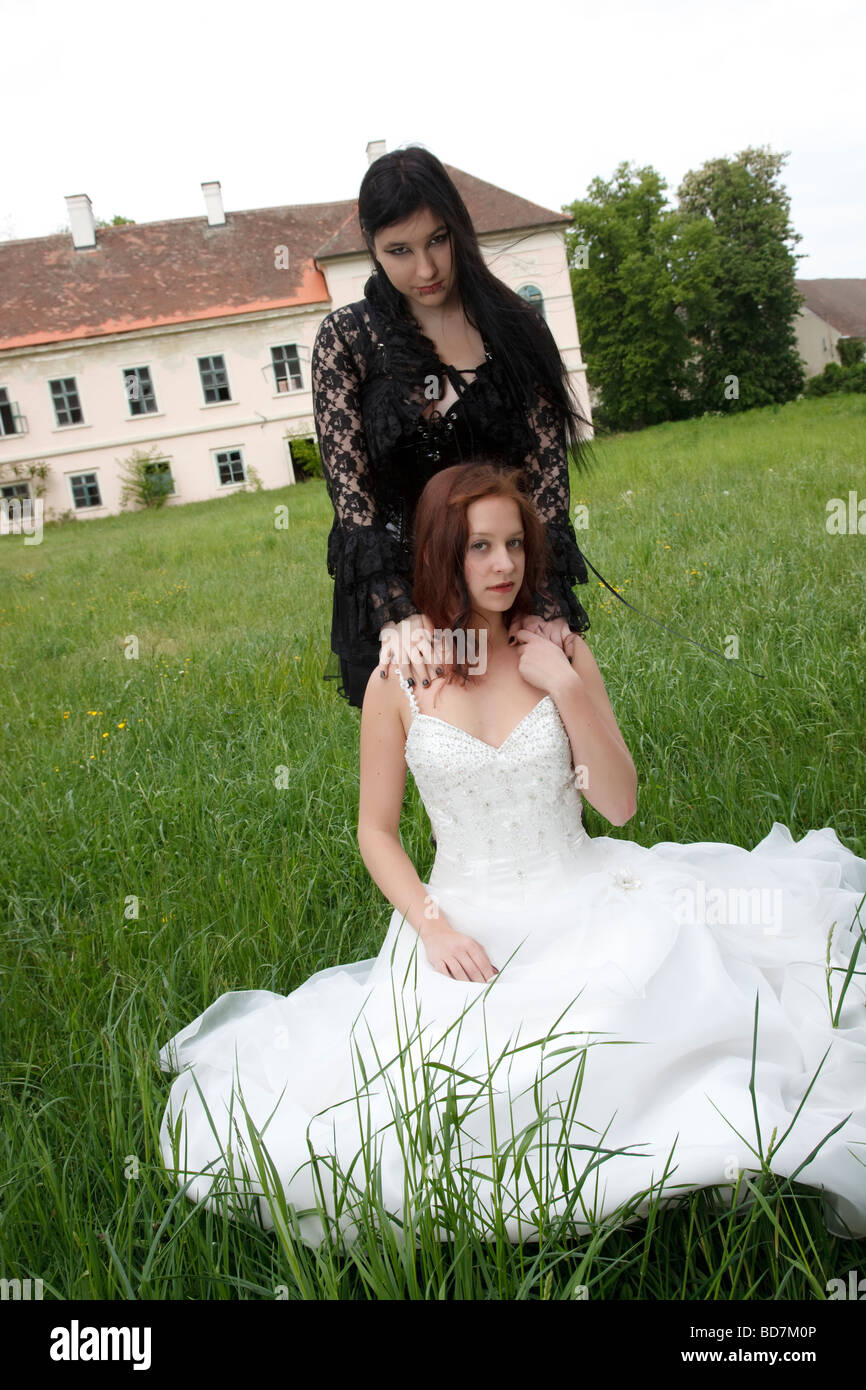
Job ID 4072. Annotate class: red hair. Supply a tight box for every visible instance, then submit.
[411,461,551,686]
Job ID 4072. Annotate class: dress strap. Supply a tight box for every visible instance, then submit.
[398,675,420,721]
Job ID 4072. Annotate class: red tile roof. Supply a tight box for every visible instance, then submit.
[0,164,572,351]
[0,203,345,351]
[796,279,866,338]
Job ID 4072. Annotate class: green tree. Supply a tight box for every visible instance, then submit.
[565,163,716,432]
[676,146,805,412]
[838,337,865,367]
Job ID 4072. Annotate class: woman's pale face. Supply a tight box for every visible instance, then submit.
[372,205,455,309]
[463,496,526,620]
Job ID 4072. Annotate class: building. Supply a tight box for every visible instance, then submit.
[794,278,866,377]
[0,143,592,522]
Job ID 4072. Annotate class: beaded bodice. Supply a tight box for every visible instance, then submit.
[399,676,589,905]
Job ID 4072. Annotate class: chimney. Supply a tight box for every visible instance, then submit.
[201,181,226,226]
[65,194,97,250]
[366,140,387,166]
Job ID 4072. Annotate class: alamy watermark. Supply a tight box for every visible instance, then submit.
[1,1277,44,1299]
[49,1320,151,1369]
[383,626,489,674]
[0,496,43,544]
[826,1269,866,1299]
[826,491,866,534]
[673,881,784,934]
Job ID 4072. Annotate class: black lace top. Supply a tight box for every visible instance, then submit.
[311,277,590,692]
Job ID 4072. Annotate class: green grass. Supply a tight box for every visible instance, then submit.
[1,392,864,1300]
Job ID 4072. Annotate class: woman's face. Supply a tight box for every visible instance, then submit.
[372,205,455,309]
[463,496,526,620]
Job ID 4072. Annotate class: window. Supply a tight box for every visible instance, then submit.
[0,483,33,531]
[143,459,174,496]
[517,284,546,319]
[50,377,84,426]
[272,344,303,393]
[215,448,245,485]
[288,436,320,481]
[123,366,158,415]
[1,482,30,502]
[0,387,26,437]
[69,472,102,508]
[198,355,231,403]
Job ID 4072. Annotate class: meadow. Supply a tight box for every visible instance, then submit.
[1,392,864,1300]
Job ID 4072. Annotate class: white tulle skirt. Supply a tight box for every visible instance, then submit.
[157,822,866,1246]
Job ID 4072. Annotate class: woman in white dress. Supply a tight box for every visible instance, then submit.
[158,462,866,1249]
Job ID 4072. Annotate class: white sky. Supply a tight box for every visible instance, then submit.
[3,0,863,278]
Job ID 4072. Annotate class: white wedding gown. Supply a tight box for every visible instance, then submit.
[158,679,866,1246]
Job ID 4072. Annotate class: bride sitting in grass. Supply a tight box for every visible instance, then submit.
[159,460,866,1249]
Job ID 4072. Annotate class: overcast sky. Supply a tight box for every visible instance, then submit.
[3,0,863,279]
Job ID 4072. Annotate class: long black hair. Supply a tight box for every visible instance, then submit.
[357,145,595,478]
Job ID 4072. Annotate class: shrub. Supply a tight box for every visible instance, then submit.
[117,446,175,509]
[804,360,866,397]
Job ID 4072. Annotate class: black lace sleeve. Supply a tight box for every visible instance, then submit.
[520,386,591,633]
[311,312,417,645]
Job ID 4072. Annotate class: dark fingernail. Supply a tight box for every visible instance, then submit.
[406,677,415,688]
[435,666,443,676]
[422,678,430,687]
[379,669,387,678]
[508,636,516,645]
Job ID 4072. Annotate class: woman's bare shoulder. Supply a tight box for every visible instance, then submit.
[361,664,409,739]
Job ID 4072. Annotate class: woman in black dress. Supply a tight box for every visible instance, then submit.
[311,145,595,710]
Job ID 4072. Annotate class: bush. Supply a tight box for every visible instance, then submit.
[841,361,866,392]
[804,360,866,397]
[117,446,174,509]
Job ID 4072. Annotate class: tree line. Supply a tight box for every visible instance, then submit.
[565,146,815,433]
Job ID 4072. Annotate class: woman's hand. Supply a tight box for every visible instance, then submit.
[420,921,499,984]
[378,613,440,689]
[507,612,573,651]
[513,626,578,698]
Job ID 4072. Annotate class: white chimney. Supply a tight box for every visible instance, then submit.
[201,181,226,226]
[366,140,387,166]
[65,194,97,250]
